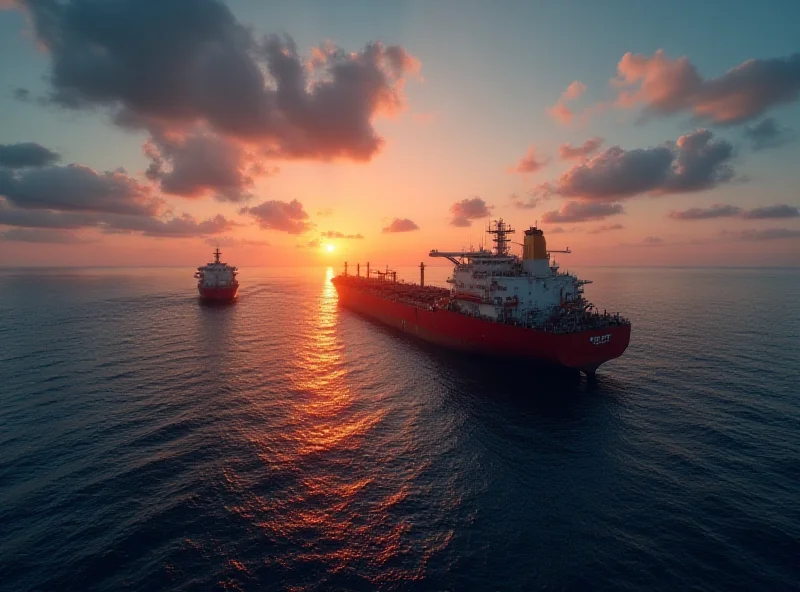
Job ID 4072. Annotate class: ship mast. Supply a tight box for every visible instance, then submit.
[486,219,515,256]
[214,248,221,264]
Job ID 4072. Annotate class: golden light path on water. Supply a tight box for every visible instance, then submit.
[222,267,455,589]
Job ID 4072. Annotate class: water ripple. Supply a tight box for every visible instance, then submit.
[0,266,798,591]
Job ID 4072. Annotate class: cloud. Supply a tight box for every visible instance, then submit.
[510,146,548,174]
[547,81,586,124]
[542,201,624,223]
[144,133,263,202]
[728,228,800,241]
[0,142,61,168]
[547,226,565,234]
[614,50,800,125]
[741,204,799,219]
[511,189,549,210]
[0,138,236,239]
[1,163,161,215]
[586,223,625,234]
[559,137,604,160]
[298,238,322,249]
[0,227,87,244]
[669,203,742,220]
[316,208,334,217]
[742,118,796,151]
[205,236,270,248]
[14,0,419,162]
[108,213,235,237]
[239,199,312,234]
[642,236,664,245]
[0,199,96,229]
[321,230,363,239]
[669,203,799,220]
[0,197,234,238]
[382,218,419,233]
[539,129,735,201]
[449,197,491,227]
[12,88,31,102]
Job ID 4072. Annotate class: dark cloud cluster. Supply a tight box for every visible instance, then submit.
[382,218,419,233]
[539,129,735,202]
[144,133,261,203]
[321,230,363,239]
[742,204,800,219]
[615,50,800,125]
[669,203,799,220]
[742,118,796,151]
[0,196,235,239]
[559,138,604,160]
[450,197,491,227]
[669,204,741,220]
[3,163,160,215]
[0,141,234,240]
[14,0,419,166]
[239,199,312,234]
[0,142,60,168]
[542,201,624,223]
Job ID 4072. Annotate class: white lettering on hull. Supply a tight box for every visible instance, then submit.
[589,334,611,345]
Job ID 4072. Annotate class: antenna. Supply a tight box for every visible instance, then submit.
[486,218,515,256]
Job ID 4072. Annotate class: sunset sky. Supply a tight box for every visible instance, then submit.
[1,0,799,267]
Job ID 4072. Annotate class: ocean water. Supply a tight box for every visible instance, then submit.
[0,265,798,591]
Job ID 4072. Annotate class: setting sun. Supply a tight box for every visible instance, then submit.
[325,244,335,253]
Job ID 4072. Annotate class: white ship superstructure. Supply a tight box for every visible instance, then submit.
[194,248,239,301]
[430,220,591,325]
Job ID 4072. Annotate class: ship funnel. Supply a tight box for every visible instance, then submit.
[523,227,547,260]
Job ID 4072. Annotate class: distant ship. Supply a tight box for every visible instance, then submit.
[195,248,239,302]
[331,220,631,376]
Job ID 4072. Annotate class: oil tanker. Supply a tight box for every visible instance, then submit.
[331,220,630,376]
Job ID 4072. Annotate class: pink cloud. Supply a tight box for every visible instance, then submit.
[450,197,491,227]
[614,49,800,124]
[563,81,586,101]
[559,137,604,160]
[510,146,548,174]
[382,218,419,233]
[547,81,586,125]
[239,199,313,234]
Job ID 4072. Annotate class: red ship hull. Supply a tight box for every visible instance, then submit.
[198,284,238,302]
[333,281,630,375]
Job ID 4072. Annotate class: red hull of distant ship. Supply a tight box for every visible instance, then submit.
[333,282,630,374]
[198,284,238,302]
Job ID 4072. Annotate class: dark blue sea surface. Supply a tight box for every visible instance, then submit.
[1,265,798,591]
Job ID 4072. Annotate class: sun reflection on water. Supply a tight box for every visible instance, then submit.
[222,267,451,587]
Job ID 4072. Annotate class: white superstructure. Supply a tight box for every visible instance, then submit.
[430,220,590,325]
[194,248,239,288]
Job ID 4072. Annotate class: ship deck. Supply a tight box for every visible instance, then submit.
[332,274,630,335]
[331,276,449,308]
